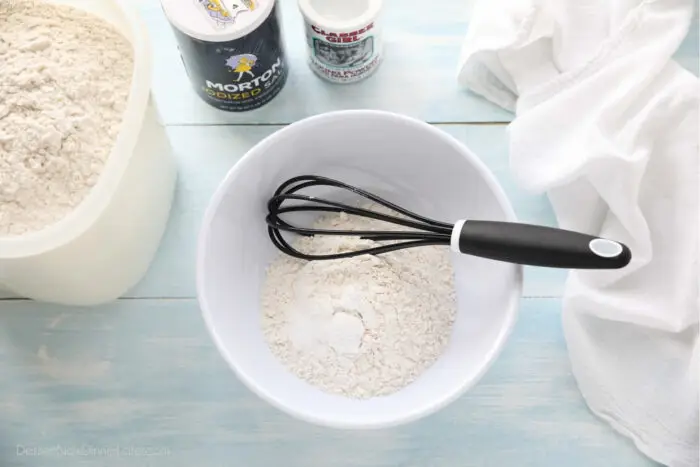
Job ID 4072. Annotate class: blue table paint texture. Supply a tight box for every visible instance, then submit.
[1,0,697,466]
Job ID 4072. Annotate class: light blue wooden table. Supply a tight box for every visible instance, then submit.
[1,1,697,466]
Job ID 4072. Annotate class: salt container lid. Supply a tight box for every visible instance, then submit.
[160,0,275,42]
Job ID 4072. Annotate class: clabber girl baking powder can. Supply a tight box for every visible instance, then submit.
[297,0,383,84]
[160,0,288,112]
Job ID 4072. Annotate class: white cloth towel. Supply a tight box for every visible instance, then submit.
[457,0,699,465]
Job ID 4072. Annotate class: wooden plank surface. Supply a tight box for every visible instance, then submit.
[0,298,659,467]
[1,0,697,465]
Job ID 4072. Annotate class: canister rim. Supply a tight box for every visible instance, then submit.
[298,0,381,32]
[160,0,275,42]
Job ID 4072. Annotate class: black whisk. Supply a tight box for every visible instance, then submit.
[266,175,631,269]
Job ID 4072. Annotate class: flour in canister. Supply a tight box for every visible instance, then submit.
[0,0,133,236]
[261,206,457,398]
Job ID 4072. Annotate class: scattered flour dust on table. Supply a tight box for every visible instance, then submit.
[261,206,458,398]
[0,0,133,235]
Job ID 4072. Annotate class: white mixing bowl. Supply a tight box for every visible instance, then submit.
[197,110,522,429]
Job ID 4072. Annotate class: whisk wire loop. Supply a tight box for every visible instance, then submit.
[268,194,452,235]
[266,175,454,260]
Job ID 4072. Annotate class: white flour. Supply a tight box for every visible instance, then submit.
[0,0,133,236]
[261,207,457,398]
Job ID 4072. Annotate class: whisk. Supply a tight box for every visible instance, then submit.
[266,175,632,269]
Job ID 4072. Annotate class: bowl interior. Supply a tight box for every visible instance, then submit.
[198,111,521,428]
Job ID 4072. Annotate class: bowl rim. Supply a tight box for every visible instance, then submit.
[196,109,523,429]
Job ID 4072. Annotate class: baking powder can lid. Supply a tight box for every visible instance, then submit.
[297,0,382,33]
[160,0,275,42]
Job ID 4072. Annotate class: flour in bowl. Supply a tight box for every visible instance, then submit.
[0,0,133,235]
[261,206,457,398]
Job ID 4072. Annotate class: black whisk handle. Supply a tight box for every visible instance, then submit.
[452,220,632,269]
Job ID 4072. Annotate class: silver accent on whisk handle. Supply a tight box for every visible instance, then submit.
[450,219,466,254]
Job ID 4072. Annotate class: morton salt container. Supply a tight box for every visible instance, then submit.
[160,0,288,112]
[298,0,383,83]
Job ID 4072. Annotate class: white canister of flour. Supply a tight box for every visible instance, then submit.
[297,0,383,84]
[0,0,176,306]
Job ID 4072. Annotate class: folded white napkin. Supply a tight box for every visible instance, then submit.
[457,0,699,465]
